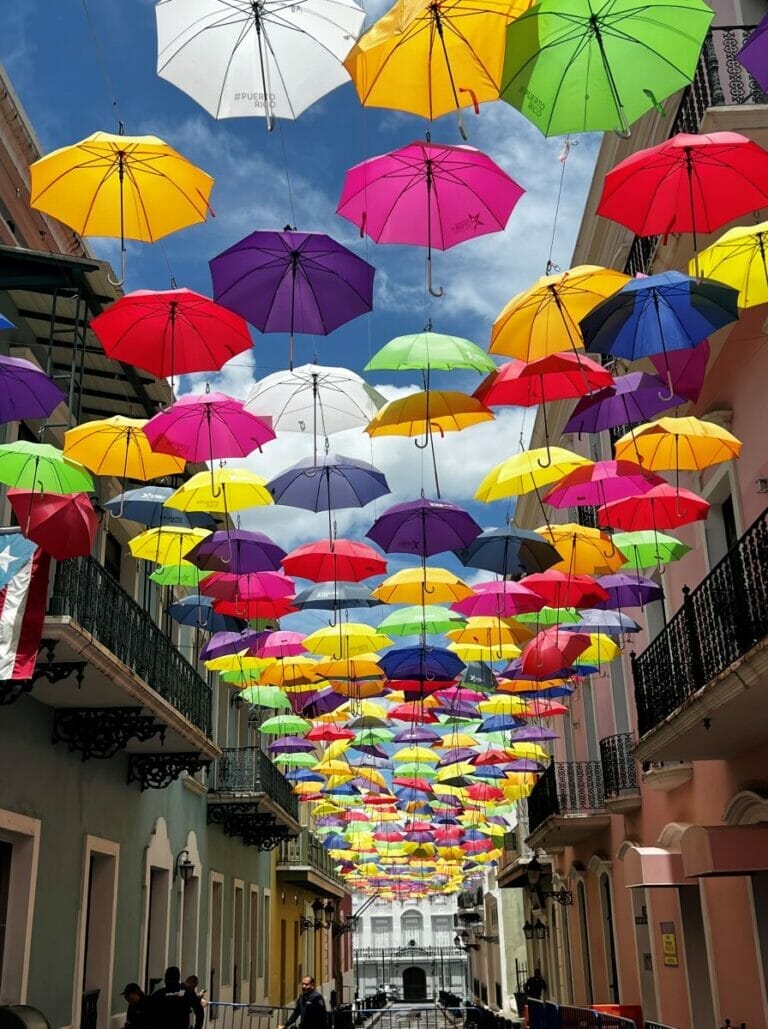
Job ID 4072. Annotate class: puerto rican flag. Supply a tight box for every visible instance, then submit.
[0,536,51,681]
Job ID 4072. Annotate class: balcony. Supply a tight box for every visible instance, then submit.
[28,555,219,787]
[207,746,300,848]
[624,24,768,277]
[526,762,609,851]
[277,828,346,898]
[497,809,535,888]
[632,505,768,762]
[599,733,641,814]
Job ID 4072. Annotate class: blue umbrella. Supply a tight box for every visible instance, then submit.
[0,314,14,329]
[581,271,739,397]
[477,715,524,733]
[456,525,560,576]
[379,646,465,681]
[267,453,389,513]
[294,581,381,610]
[167,594,246,633]
[105,486,215,529]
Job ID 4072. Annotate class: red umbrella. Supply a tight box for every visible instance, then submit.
[213,597,297,619]
[306,724,355,742]
[282,539,387,582]
[388,703,441,723]
[598,484,710,531]
[518,699,568,718]
[597,131,768,259]
[472,748,514,765]
[466,783,504,801]
[521,628,591,678]
[522,570,609,609]
[8,489,98,560]
[91,288,253,379]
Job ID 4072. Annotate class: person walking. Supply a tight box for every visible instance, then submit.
[523,968,547,1002]
[121,983,150,1029]
[148,966,204,1029]
[278,976,328,1029]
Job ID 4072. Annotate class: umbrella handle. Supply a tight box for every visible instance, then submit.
[427,255,444,298]
[107,248,126,288]
[658,369,676,403]
[536,440,553,468]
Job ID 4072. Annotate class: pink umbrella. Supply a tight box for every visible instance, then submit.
[200,571,296,602]
[543,460,665,509]
[451,580,546,618]
[145,392,275,462]
[337,140,524,297]
[257,630,307,658]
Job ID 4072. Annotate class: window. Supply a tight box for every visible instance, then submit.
[0,811,41,1007]
[371,916,392,947]
[431,916,453,947]
[75,837,119,1029]
[104,533,122,581]
[401,911,423,946]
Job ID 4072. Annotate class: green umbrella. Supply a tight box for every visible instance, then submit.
[378,605,467,637]
[614,530,691,570]
[500,0,714,136]
[150,563,213,587]
[0,440,93,494]
[392,763,437,778]
[220,669,262,685]
[517,606,580,626]
[352,728,395,745]
[239,684,292,709]
[273,752,318,767]
[259,714,311,736]
[365,330,496,373]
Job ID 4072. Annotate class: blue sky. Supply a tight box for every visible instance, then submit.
[0,2,601,597]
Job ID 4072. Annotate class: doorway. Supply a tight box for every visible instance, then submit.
[180,875,199,978]
[249,889,260,1003]
[600,874,620,1004]
[209,877,223,1014]
[145,868,170,993]
[233,883,244,1003]
[577,881,594,1004]
[77,840,118,1029]
[402,966,427,1001]
[632,891,657,1021]
[679,887,717,1029]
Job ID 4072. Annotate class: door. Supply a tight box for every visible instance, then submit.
[600,875,620,1004]
[402,966,427,1001]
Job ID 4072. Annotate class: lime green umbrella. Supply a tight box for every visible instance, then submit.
[614,531,691,570]
[517,606,580,626]
[394,763,437,778]
[220,670,262,685]
[352,728,394,745]
[239,684,292,709]
[273,752,317,767]
[0,440,93,494]
[378,605,467,637]
[500,0,713,136]
[259,714,311,736]
[365,330,496,373]
[150,563,213,587]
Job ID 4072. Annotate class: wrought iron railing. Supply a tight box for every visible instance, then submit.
[527,761,605,834]
[49,556,212,734]
[623,24,767,277]
[599,733,639,797]
[354,946,465,958]
[632,505,768,738]
[277,828,344,884]
[212,746,299,820]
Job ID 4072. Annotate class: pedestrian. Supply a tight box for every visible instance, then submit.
[185,975,208,1008]
[523,968,547,1002]
[278,976,328,1029]
[121,983,150,1029]
[148,966,204,1029]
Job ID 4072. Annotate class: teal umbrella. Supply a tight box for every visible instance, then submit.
[500,0,714,136]
[365,329,496,373]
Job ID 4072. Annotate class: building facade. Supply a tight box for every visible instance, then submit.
[0,61,351,1029]
[500,7,768,1027]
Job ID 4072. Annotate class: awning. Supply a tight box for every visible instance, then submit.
[624,846,690,888]
[682,825,768,878]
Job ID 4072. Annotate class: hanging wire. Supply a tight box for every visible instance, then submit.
[545,136,577,275]
[80,0,122,130]
[277,121,298,229]
[157,241,179,289]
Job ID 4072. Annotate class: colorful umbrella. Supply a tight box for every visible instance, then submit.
[372,567,473,605]
[63,417,186,480]
[167,594,247,633]
[186,529,285,574]
[337,140,524,296]
[0,356,65,423]
[738,14,768,92]
[165,469,273,514]
[128,526,211,565]
[8,490,98,559]
[563,371,686,436]
[475,447,592,501]
[0,441,94,495]
[380,646,465,682]
[693,221,768,308]
[156,0,365,128]
[210,230,375,368]
[145,392,275,463]
[595,573,664,609]
[282,539,387,582]
[294,582,381,610]
[544,460,664,509]
[649,339,710,403]
[267,454,390,520]
[520,627,591,678]
[90,288,252,379]
[29,132,214,285]
[613,530,691,569]
[456,524,560,576]
[614,416,742,472]
[475,352,613,407]
[599,484,710,531]
[366,330,496,373]
[150,563,213,587]
[367,498,481,558]
[522,570,609,609]
[104,486,214,529]
[451,580,545,618]
[500,0,712,135]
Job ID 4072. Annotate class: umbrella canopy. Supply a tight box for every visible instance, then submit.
[456,524,560,576]
[150,563,213,587]
[563,371,686,436]
[210,231,375,368]
[367,498,482,557]
[649,340,710,403]
[500,0,712,135]
[186,529,285,574]
[129,526,211,565]
[693,222,768,308]
[475,447,592,502]
[544,460,664,509]
[380,646,465,682]
[379,605,467,637]
[366,331,496,373]
[145,393,275,462]
[8,490,98,560]
[294,582,381,610]
[451,580,546,618]
[738,14,768,92]
[104,486,214,529]
[167,594,247,633]
[267,454,390,512]
[475,352,613,407]
[490,265,630,360]
[63,417,186,480]
[599,484,710,531]
[165,469,273,514]
[200,629,268,661]
[372,567,473,605]
[282,539,387,582]
[90,288,252,378]
[0,355,65,423]
[613,530,691,569]
[595,573,664,609]
[0,441,94,495]
[200,571,295,603]
[522,570,609,609]
[614,416,742,472]
[156,0,365,127]
[520,628,591,678]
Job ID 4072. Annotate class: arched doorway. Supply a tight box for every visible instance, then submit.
[402,966,427,1001]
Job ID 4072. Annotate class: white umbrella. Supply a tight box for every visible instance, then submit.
[245,364,386,461]
[156,0,365,130]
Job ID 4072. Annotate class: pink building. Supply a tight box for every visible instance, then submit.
[498,10,768,1028]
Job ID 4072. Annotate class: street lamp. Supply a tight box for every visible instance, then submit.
[174,849,195,883]
[522,919,547,940]
[453,931,479,952]
[525,857,573,906]
[300,898,330,933]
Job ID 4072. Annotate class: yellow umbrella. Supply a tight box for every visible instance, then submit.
[330,679,386,699]
[128,526,210,564]
[435,762,475,780]
[303,624,393,658]
[693,221,768,308]
[490,265,630,360]
[64,416,185,480]
[204,653,269,673]
[316,655,383,679]
[434,732,479,749]
[507,743,549,762]
[260,657,323,688]
[614,416,742,472]
[448,642,521,661]
[393,746,440,764]
[30,131,214,285]
[578,633,621,666]
[475,447,592,502]
[365,391,494,439]
[165,468,272,513]
[372,566,473,604]
[477,696,530,715]
[344,0,531,128]
[446,617,533,645]
[536,523,626,576]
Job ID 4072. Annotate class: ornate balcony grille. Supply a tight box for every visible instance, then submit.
[527,761,605,835]
[213,746,299,820]
[632,505,768,738]
[278,829,344,884]
[623,25,767,277]
[49,556,212,734]
[599,733,638,798]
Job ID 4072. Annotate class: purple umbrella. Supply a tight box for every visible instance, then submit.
[267,737,316,754]
[563,371,685,436]
[738,15,768,92]
[650,338,710,403]
[436,748,478,767]
[595,573,664,609]
[210,230,375,369]
[392,726,441,743]
[199,628,269,661]
[268,453,390,521]
[0,354,65,423]
[186,529,285,574]
[506,759,545,772]
[300,687,348,718]
[366,497,482,557]
[510,725,558,742]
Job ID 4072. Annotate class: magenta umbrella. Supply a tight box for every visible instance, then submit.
[544,460,665,509]
[337,140,524,297]
[451,580,546,618]
[200,571,296,602]
[145,392,275,462]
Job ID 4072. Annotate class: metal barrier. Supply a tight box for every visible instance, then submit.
[206,1005,472,1029]
[527,1001,648,1029]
